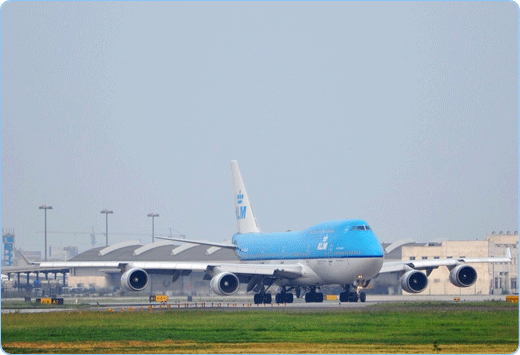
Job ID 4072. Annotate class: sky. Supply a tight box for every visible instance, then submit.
[1,1,518,255]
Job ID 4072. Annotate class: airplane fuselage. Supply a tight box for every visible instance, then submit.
[232,219,384,287]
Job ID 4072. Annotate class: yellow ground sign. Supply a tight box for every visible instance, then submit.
[326,295,338,301]
[149,295,168,302]
[37,298,64,305]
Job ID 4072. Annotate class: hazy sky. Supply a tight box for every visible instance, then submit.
[1,1,518,255]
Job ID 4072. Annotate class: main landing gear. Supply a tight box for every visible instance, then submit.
[304,287,324,303]
[252,283,369,304]
[275,289,294,304]
[254,292,272,304]
[254,286,295,304]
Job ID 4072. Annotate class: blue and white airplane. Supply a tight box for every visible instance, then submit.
[41,160,511,304]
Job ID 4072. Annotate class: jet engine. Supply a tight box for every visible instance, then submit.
[210,272,239,295]
[400,270,428,293]
[449,265,477,287]
[121,268,149,292]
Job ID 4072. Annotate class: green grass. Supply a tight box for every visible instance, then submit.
[2,302,518,346]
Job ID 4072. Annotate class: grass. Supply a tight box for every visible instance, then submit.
[1,302,518,353]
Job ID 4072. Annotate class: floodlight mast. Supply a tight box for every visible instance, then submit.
[39,205,53,261]
[147,213,159,243]
[101,210,113,246]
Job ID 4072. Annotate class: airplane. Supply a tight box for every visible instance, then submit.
[40,160,512,304]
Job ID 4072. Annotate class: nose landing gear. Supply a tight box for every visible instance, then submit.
[339,284,367,303]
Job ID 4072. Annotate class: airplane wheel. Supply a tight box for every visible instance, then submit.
[315,292,323,303]
[305,292,314,303]
[254,293,263,304]
[263,293,272,304]
[340,292,348,302]
[285,293,294,303]
[276,293,294,303]
[359,292,366,303]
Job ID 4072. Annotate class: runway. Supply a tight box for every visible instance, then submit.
[1,294,509,314]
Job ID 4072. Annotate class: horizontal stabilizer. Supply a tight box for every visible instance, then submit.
[155,236,237,249]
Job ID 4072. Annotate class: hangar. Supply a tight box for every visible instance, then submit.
[66,239,239,296]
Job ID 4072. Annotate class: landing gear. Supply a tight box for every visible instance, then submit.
[339,290,358,302]
[359,291,366,302]
[304,287,324,303]
[252,278,278,304]
[340,285,367,303]
[275,292,294,303]
[254,292,272,304]
[275,287,294,303]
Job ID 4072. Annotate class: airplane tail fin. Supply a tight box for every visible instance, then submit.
[230,160,261,234]
[17,251,37,265]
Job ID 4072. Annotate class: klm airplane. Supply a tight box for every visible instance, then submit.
[41,161,511,304]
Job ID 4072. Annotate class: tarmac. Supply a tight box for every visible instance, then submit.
[1,294,509,314]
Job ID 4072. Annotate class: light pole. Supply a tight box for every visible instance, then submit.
[100,210,113,246]
[39,205,53,261]
[147,213,159,243]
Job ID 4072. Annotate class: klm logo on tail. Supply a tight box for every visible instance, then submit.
[236,206,247,220]
[236,190,246,219]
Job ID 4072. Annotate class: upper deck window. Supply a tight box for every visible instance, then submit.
[351,225,371,231]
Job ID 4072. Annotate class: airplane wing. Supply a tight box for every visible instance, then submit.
[39,261,303,279]
[155,236,237,249]
[378,247,512,274]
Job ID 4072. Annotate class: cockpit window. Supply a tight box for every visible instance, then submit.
[351,225,371,231]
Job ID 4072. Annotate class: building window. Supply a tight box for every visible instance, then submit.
[511,278,517,290]
[422,256,428,260]
[434,256,440,259]
[495,277,502,289]
[409,256,416,260]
